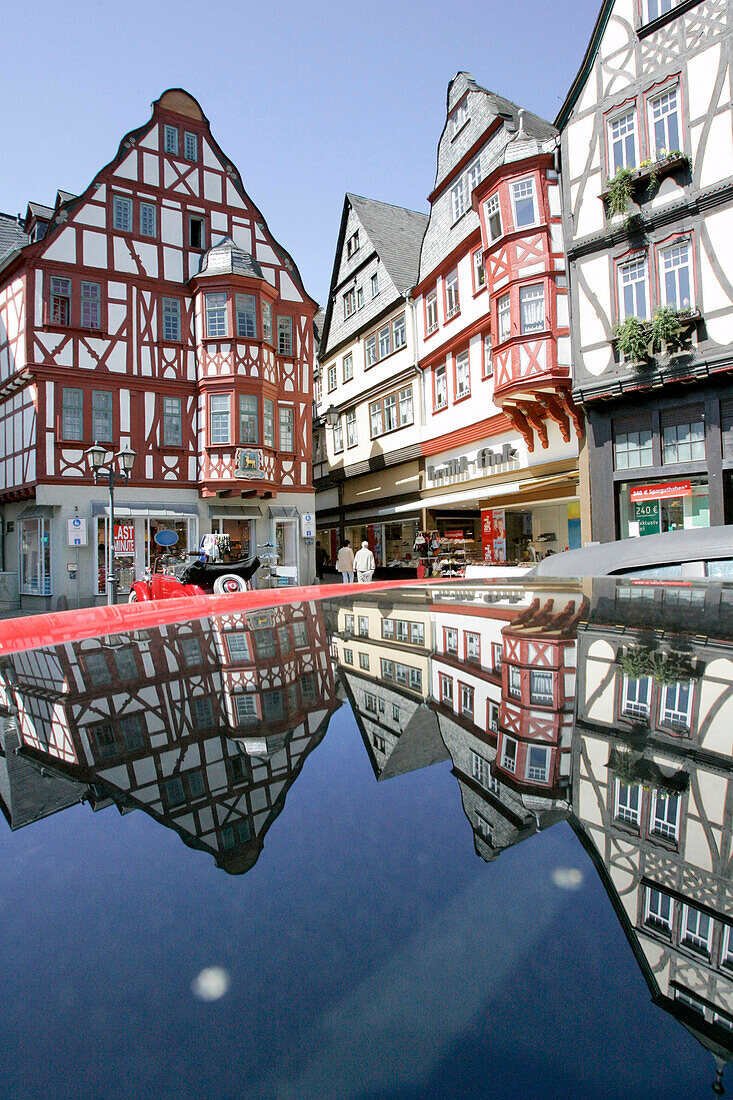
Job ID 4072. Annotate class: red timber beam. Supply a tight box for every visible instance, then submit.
[536,393,570,442]
[505,405,535,451]
[517,403,549,450]
[558,388,584,439]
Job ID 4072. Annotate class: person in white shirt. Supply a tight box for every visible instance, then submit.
[353,540,375,584]
[335,540,355,584]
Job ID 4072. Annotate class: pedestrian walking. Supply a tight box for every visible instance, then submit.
[315,540,328,582]
[354,540,375,584]
[335,540,355,584]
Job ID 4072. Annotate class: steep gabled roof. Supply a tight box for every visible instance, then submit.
[0,730,86,830]
[378,703,449,781]
[0,213,29,263]
[554,0,615,130]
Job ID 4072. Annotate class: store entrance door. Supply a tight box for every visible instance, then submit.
[506,510,533,563]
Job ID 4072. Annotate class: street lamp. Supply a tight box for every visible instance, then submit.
[324,405,340,429]
[85,442,137,606]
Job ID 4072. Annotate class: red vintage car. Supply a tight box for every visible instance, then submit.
[128,554,261,602]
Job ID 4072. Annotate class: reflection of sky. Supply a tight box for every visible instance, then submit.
[0,704,707,1099]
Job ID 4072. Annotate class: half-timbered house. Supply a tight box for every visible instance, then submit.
[0,89,317,606]
[557,0,733,542]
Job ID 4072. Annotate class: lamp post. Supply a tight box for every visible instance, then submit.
[85,442,137,606]
[323,407,345,545]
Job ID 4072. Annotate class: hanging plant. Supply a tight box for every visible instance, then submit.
[616,645,697,684]
[616,646,653,680]
[614,316,649,366]
[650,306,685,354]
[606,167,635,218]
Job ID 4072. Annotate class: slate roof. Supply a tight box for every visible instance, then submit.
[195,236,264,279]
[378,703,449,781]
[0,212,28,263]
[313,308,326,356]
[26,201,54,220]
[346,194,428,297]
[0,729,86,830]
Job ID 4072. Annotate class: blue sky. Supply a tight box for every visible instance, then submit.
[2,0,598,305]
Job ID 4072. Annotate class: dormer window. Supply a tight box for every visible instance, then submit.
[346,231,360,258]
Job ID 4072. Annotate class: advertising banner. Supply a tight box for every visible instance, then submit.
[481,509,506,563]
[114,523,135,553]
[630,481,691,503]
[634,500,661,536]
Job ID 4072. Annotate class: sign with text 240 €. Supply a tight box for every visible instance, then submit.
[234,448,265,479]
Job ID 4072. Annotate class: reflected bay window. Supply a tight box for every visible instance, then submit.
[526,745,550,782]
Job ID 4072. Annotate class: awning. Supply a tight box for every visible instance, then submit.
[91,501,199,518]
[269,506,299,518]
[209,505,262,518]
[420,472,579,513]
[18,505,56,520]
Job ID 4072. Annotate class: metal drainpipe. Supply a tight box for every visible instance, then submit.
[406,290,425,428]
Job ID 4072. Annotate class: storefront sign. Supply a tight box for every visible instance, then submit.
[427,443,519,484]
[67,517,88,547]
[635,500,660,536]
[114,523,135,553]
[630,481,692,503]
[235,448,265,479]
[481,509,506,563]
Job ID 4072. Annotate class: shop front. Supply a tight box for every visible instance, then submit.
[617,476,709,539]
[92,502,200,598]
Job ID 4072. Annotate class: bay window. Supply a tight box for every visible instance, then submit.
[262,300,273,343]
[19,517,52,596]
[239,394,258,444]
[235,294,257,339]
[263,398,274,447]
[530,669,553,704]
[485,193,503,242]
[526,745,550,782]
[502,737,517,773]
[511,178,538,228]
[206,292,228,338]
[278,405,294,451]
[210,394,231,445]
[608,109,638,173]
[520,284,545,334]
[498,293,511,342]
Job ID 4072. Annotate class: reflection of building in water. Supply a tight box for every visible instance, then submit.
[573,579,733,1086]
[0,601,339,874]
[330,595,449,778]
[432,584,584,861]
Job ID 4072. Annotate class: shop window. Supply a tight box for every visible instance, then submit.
[62,387,83,440]
[485,193,503,242]
[660,240,692,310]
[645,886,673,932]
[19,517,52,596]
[519,284,545,334]
[663,420,704,464]
[262,300,273,344]
[235,294,257,339]
[210,394,231,445]
[434,363,448,410]
[650,791,680,841]
[163,396,182,446]
[277,316,293,355]
[445,269,460,318]
[498,293,511,342]
[162,297,181,341]
[455,350,470,399]
[618,256,649,320]
[502,737,517,773]
[278,406,294,451]
[343,353,353,382]
[425,288,438,335]
[614,429,653,470]
[649,86,680,159]
[92,390,113,442]
[263,399,274,447]
[608,109,638,174]
[239,394,258,445]
[510,178,538,229]
[615,779,642,825]
[529,669,553,704]
[206,292,228,338]
[526,745,550,782]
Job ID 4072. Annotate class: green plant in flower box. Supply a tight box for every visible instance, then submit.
[605,167,635,218]
[614,316,649,366]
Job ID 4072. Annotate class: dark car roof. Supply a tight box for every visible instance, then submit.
[530,526,733,578]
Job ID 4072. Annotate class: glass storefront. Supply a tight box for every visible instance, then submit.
[19,518,52,596]
[618,475,710,539]
[212,517,253,559]
[96,515,198,595]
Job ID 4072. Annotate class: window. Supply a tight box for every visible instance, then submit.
[79,281,101,330]
[278,406,294,451]
[343,353,353,382]
[263,399,274,447]
[50,277,71,324]
[614,429,653,469]
[409,668,422,692]
[619,257,649,320]
[373,734,386,753]
[327,364,337,392]
[445,269,460,318]
[343,289,355,317]
[239,395,258,444]
[682,906,712,954]
[164,125,179,155]
[622,674,652,719]
[488,701,499,732]
[527,745,551,782]
[434,363,448,410]
[483,334,493,378]
[210,394,231,445]
[140,202,156,237]
[235,294,257,339]
[509,666,521,699]
[530,670,553,705]
[226,632,251,662]
[258,301,272,345]
[445,627,458,655]
[359,652,370,671]
[609,110,638,173]
[346,409,357,448]
[184,131,198,161]
[395,663,408,687]
[189,216,205,249]
[645,0,676,20]
[520,284,545,334]
[471,751,489,787]
[450,159,481,223]
[343,648,353,665]
[163,396,182,446]
[371,273,379,298]
[369,386,413,438]
[448,97,468,138]
[344,613,355,634]
[19,517,51,596]
[392,314,406,350]
[391,704,400,722]
[381,658,394,680]
[333,418,343,453]
[277,316,293,355]
[92,390,113,441]
[440,674,453,704]
[492,642,503,670]
[62,388,83,440]
[485,193,503,242]
[293,620,308,648]
[410,622,424,646]
[615,779,641,825]
[460,683,474,718]
[379,325,391,359]
[649,87,680,159]
[206,292,228,338]
[502,737,517,773]
[661,680,693,730]
[253,628,275,658]
[723,925,733,970]
[193,696,214,729]
[663,420,704,464]
[365,334,377,368]
[425,289,438,334]
[646,887,673,931]
[455,351,470,398]
[162,297,181,341]
[113,648,137,681]
[356,287,364,310]
[661,241,692,310]
[364,692,378,714]
[498,293,511,342]
[113,195,133,232]
[651,791,680,840]
[473,248,486,291]
[84,651,110,687]
[358,616,368,637]
[511,178,538,228]
[346,231,360,258]
[181,637,202,666]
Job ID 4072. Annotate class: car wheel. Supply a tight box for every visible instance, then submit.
[213,574,248,594]
[128,591,138,603]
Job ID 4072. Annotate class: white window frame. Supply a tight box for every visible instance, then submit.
[473,248,486,290]
[445,269,460,318]
[278,405,294,452]
[529,669,553,705]
[163,395,182,446]
[510,177,538,229]
[619,257,650,321]
[445,627,458,655]
[346,409,357,449]
[342,353,353,382]
[485,193,503,242]
[608,109,638,174]
[184,131,198,162]
[235,293,257,339]
[660,240,693,311]
[681,905,713,954]
[62,387,83,440]
[645,886,673,931]
[498,293,511,342]
[509,665,521,699]
[525,744,550,782]
[460,682,474,718]
[434,363,448,410]
[648,85,680,159]
[615,778,641,826]
[622,674,652,719]
[440,674,453,704]
[205,291,228,338]
[650,790,680,841]
[660,680,693,730]
[209,394,231,445]
[425,289,438,334]
[455,350,470,399]
[519,284,545,335]
[371,273,379,298]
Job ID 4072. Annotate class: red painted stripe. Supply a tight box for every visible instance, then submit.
[421,413,513,456]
